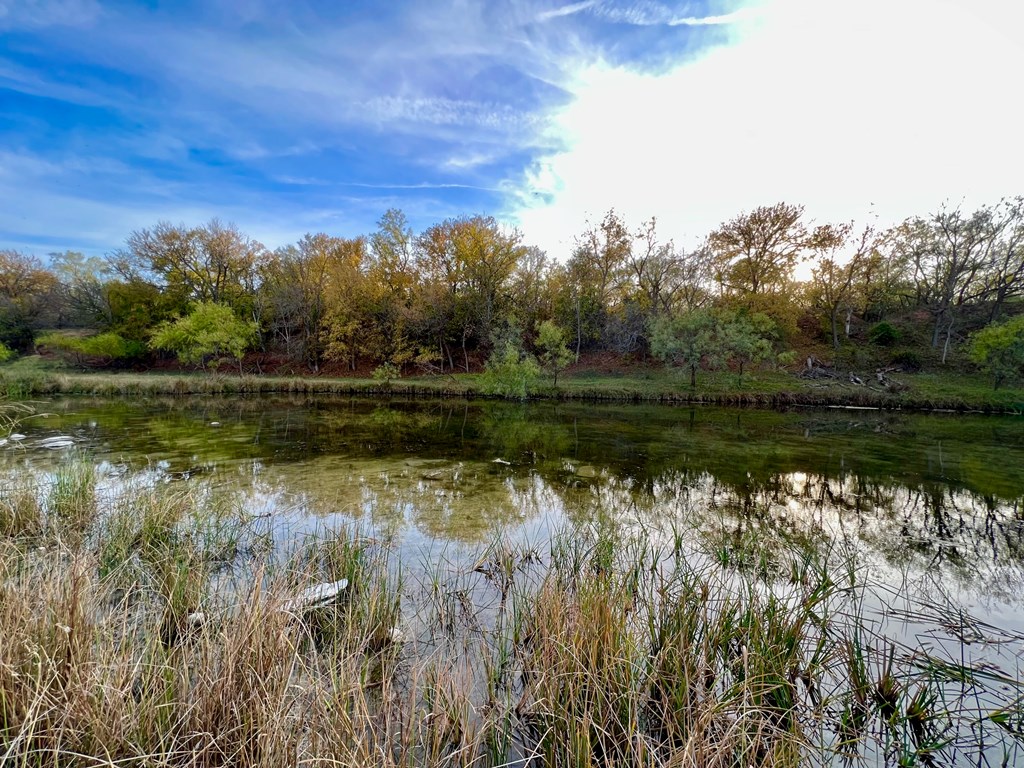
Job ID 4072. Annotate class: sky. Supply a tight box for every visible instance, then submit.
[2,0,1023,260]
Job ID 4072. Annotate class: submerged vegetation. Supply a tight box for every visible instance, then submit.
[1,468,1022,767]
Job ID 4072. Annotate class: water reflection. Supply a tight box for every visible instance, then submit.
[4,396,1023,610]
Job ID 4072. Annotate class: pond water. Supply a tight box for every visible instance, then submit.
[4,396,1024,763]
[8,397,1023,605]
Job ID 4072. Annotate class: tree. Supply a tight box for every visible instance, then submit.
[369,208,416,301]
[263,234,365,370]
[415,215,525,370]
[0,249,59,349]
[709,203,809,299]
[36,331,145,368]
[562,209,631,358]
[115,220,266,313]
[649,309,726,389]
[535,320,574,387]
[149,302,258,374]
[807,223,882,349]
[980,196,1024,322]
[508,246,553,333]
[969,314,1024,390]
[900,202,1004,360]
[104,279,172,342]
[361,209,418,367]
[49,251,113,328]
[720,311,775,385]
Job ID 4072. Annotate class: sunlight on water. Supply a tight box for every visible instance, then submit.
[3,396,1024,763]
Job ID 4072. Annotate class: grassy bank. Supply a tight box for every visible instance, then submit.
[2,356,1023,412]
[1,462,1022,766]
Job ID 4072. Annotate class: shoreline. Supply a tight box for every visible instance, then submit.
[2,367,1022,414]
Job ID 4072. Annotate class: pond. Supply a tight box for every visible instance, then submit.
[10,397,1024,597]
[2,396,1024,766]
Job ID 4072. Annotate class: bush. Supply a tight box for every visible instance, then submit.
[371,362,401,384]
[150,302,258,373]
[776,350,798,369]
[0,342,13,363]
[868,322,899,346]
[36,331,146,367]
[890,350,922,372]
[0,318,35,352]
[969,315,1024,389]
[480,341,540,400]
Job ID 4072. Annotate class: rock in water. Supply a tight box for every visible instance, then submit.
[282,578,350,614]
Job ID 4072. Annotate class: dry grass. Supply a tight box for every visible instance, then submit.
[0,476,1021,767]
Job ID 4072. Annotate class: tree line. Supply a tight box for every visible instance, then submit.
[1,199,1023,386]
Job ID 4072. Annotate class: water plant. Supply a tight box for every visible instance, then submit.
[0,475,1022,767]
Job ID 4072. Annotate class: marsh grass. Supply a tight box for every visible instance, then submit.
[2,362,1022,412]
[0,479,1022,767]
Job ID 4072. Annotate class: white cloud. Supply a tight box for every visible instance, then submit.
[667,9,755,26]
[512,0,1024,259]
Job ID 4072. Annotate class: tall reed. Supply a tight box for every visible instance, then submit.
[0,481,1020,767]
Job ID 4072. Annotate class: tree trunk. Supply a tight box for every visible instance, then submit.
[941,316,954,364]
[931,309,945,348]
[575,298,582,363]
[830,305,840,350]
[690,365,697,389]
[990,285,1007,322]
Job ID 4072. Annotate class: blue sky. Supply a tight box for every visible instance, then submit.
[2,0,1023,259]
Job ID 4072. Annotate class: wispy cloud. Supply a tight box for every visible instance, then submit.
[585,1,754,27]
[338,181,505,193]
[0,0,782,254]
[0,0,101,30]
[537,1,599,22]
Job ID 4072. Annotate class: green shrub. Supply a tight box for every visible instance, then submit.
[969,315,1024,389]
[868,322,899,346]
[0,341,14,363]
[150,302,258,373]
[481,341,540,400]
[371,362,401,384]
[36,331,145,367]
[776,350,798,368]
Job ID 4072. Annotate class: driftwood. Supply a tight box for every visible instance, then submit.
[281,579,350,615]
[799,356,910,393]
[800,357,840,380]
[165,578,352,647]
[874,368,909,393]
